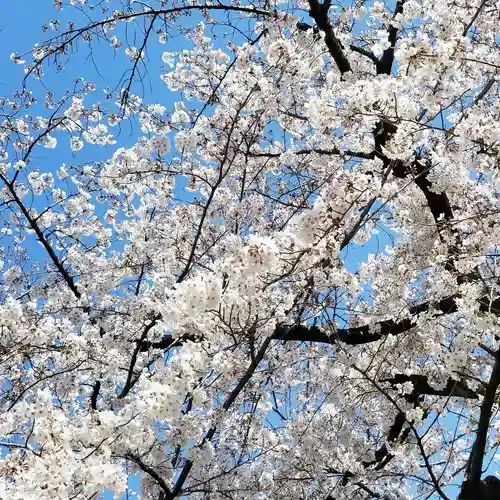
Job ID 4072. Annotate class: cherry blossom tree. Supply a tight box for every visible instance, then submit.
[0,0,499,498]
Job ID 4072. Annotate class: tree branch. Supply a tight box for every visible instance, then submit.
[126,454,173,498]
[381,374,480,400]
[90,380,101,410]
[376,0,405,75]
[273,294,459,345]
[146,291,500,354]
[461,351,500,497]
[307,0,351,74]
[118,316,162,399]
[1,174,81,300]
[170,335,273,497]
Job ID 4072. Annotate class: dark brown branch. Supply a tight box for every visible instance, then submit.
[126,454,173,498]
[349,44,379,64]
[146,292,500,353]
[381,374,479,400]
[223,335,272,410]
[296,17,378,64]
[355,366,450,499]
[307,0,351,74]
[139,332,199,352]
[344,376,472,487]
[462,0,489,37]
[461,351,500,497]
[90,380,101,410]
[472,77,496,105]
[340,410,408,486]
[274,294,459,345]
[246,148,374,160]
[392,158,454,230]
[376,0,405,75]
[0,174,81,299]
[118,316,161,399]
[296,22,319,34]
[276,292,500,345]
[392,156,478,284]
[171,336,273,497]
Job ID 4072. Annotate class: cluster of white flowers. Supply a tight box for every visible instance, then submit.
[0,0,499,499]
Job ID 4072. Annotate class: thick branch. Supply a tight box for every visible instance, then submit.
[461,352,500,497]
[90,380,101,410]
[462,0,489,37]
[381,374,479,400]
[350,44,379,64]
[118,316,162,399]
[274,295,459,345]
[126,454,173,498]
[376,0,405,75]
[296,21,378,64]
[307,0,351,74]
[392,157,478,283]
[146,292,500,355]
[247,148,374,160]
[356,366,450,499]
